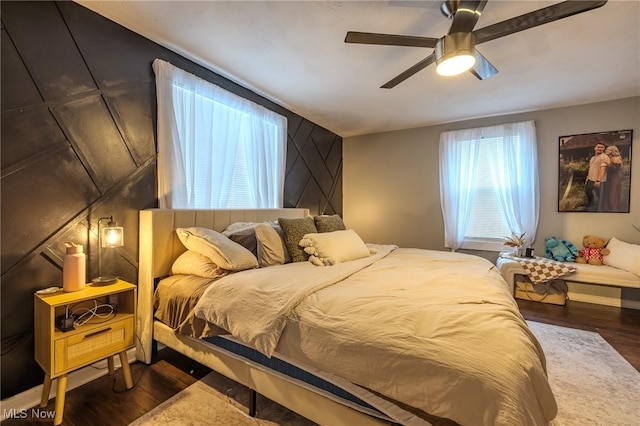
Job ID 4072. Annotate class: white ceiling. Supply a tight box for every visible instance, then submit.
[76,1,640,137]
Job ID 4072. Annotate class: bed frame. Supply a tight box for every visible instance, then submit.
[136,208,401,426]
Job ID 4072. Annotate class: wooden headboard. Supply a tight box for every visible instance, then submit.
[135,208,309,362]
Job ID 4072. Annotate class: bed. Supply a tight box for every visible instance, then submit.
[136,208,557,426]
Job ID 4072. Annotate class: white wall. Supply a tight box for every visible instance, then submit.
[345,96,639,250]
[344,97,640,305]
[343,125,444,249]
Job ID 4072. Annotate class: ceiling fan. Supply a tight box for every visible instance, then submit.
[344,0,607,88]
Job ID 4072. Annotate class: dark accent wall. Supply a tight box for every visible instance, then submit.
[1,1,342,398]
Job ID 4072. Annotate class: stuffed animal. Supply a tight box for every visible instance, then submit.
[544,237,579,262]
[575,235,610,265]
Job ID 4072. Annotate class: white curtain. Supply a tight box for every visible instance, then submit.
[439,120,539,251]
[439,129,482,251]
[489,121,539,247]
[153,59,287,208]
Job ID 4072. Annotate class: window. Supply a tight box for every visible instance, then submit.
[439,120,539,252]
[153,59,287,209]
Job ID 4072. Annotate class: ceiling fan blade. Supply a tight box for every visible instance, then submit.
[381,53,436,89]
[449,1,488,34]
[469,49,498,80]
[345,31,438,48]
[474,1,608,45]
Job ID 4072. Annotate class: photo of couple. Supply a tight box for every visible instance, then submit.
[558,129,632,213]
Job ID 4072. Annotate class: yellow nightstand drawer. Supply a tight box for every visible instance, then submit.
[54,317,134,374]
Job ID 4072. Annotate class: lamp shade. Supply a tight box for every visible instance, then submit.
[92,216,124,285]
[101,221,124,248]
[436,33,476,76]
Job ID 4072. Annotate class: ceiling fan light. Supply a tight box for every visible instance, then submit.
[435,33,476,76]
[437,54,476,76]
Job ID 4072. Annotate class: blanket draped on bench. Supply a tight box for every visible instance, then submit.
[501,254,576,284]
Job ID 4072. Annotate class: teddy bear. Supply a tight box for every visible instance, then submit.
[544,237,579,262]
[575,235,610,265]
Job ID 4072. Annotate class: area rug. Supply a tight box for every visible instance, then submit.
[128,366,314,426]
[129,322,640,425]
[527,321,639,426]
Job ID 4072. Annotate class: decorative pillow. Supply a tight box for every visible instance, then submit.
[299,229,371,266]
[255,223,291,267]
[604,237,640,276]
[176,227,258,271]
[314,214,346,233]
[171,250,230,279]
[222,222,259,257]
[278,217,318,262]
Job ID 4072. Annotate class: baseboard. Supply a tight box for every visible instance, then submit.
[568,291,621,307]
[0,348,136,421]
[567,293,640,310]
[567,282,640,310]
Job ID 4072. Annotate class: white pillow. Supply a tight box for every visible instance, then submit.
[176,227,258,271]
[603,237,640,276]
[255,223,291,267]
[299,229,370,266]
[171,250,229,279]
[222,222,258,234]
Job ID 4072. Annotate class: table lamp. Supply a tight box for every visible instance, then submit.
[92,216,124,285]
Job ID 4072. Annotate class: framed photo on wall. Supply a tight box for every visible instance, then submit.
[558,129,632,212]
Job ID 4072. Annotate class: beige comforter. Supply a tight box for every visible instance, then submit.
[193,246,557,425]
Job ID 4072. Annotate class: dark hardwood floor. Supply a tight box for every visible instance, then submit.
[516,298,640,371]
[5,300,639,426]
[3,350,213,426]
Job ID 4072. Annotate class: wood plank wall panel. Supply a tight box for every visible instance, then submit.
[1,106,66,170]
[2,144,100,272]
[0,1,342,398]
[0,28,43,111]
[5,1,98,101]
[104,85,157,164]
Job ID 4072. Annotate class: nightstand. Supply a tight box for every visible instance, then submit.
[34,280,136,425]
